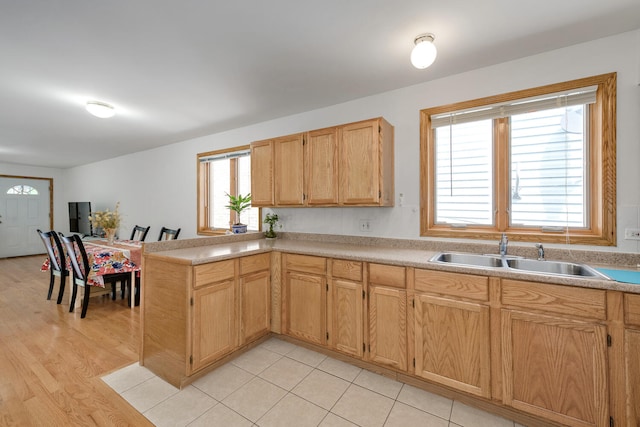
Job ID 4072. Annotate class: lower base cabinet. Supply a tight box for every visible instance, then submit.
[368,263,407,371]
[330,277,364,358]
[144,247,637,426]
[192,279,237,371]
[283,254,327,346]
[413,293,491,398]
[241,269,271,344]
[500,278,609,427]
[142,253,270,388]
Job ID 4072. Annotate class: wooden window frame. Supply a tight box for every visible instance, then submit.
[420,73,616,246]
[197,145,261,236]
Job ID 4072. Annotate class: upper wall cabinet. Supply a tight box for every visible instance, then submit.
[251,117,394,207]
[307,126,339,205]
[250,140,275,206]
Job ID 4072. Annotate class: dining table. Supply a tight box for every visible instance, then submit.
[41,238,143,308]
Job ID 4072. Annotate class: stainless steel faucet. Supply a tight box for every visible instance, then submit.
[499,233,508,256]
[536,243,545,261]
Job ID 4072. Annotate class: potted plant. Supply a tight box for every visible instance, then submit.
[263,213,279,239]
[225,193,251,234]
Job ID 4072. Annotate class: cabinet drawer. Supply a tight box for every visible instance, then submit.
[332,259,362,281]
[240,253,270,275]
[501,279,606,320]
[284,253,326,274]
[369,263,406,289]
[625,293,640,327]
[193,259,235,288]
[414,269,489,302]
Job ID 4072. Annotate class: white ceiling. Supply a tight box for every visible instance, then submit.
[1,1,639,169]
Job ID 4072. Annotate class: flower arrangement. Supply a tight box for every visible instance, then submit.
[89,202,122,231]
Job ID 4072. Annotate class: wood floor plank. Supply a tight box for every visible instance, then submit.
[0,255,153,426]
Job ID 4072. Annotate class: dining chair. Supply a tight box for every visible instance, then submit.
[59,233,92,318]
[37,229,68,304]
[130,225,150,241]
[158,227,181,241]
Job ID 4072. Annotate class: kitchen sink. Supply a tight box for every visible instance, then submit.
[430,252,610,280]
[503,258,609,278]
[430,252,504,268]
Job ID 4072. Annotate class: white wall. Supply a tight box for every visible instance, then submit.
[17,29,640,252]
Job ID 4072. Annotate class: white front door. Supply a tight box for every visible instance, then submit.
[0,177,51,258]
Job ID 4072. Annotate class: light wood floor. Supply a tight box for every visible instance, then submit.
[0,255,152,426]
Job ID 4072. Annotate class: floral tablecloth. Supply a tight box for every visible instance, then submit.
[41,240,142,287]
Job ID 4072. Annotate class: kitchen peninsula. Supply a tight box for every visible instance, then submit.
[141,233,640,427]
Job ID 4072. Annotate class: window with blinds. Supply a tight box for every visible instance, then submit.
[420,73,616,245]
[197,147,260,233]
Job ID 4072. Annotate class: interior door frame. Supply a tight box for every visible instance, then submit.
[0,174,54,230]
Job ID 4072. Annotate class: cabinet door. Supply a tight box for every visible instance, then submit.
[369,285,407,371]
[250,140,274,206]
[339,119,380,205]
[241,270,271,344]
[192,279,237,372]
[502,309,608,427]
[307,127,339,205]
[285,272,326,345]
[274,133,305,206]
[414,294,491,398]
[626,328,640,426]
[330,278,363,358]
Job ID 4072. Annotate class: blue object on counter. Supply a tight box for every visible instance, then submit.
[596,268,640,284]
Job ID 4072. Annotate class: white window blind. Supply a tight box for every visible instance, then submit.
[199,149,250,163]
[431,86,597,128]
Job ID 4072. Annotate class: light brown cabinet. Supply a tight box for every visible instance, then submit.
[250,117,393,207]
[250,140,274,206]
[144,245,637,427]
[240,254,271,344]
[367,263,407,371]
[192,277,237,371]
[624,293,640,426]
[412,270,491,398]
[306,127,339,205]
[282,253,327,346]
[142,253,269,388]
[329,259,364,358]
[500,279,609,427]
[274,133,305,206]
[339,118,394,206]
[282,255,365,358]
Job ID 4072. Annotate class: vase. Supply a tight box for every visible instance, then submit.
[105,228,116,245]
[231,224,247,234]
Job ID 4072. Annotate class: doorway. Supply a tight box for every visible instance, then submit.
[0,175,53,258]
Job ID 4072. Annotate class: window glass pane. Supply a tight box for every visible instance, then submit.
[509,106,586,228]
[210,159,231,229]
[237,156,259,230]
[7,185,38,195]
[434,120,493,225]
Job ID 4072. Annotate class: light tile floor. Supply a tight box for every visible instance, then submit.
[102,337,527,427]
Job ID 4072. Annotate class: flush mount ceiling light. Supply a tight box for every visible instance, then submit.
[411,33,437,69]
[86,101,115,118]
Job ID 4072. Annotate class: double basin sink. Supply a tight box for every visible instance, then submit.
[430,252,610,279]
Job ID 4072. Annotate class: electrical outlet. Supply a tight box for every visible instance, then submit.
[624,228,640,240]
[359,219,372,232]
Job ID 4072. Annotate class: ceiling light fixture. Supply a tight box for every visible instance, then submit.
[411,33,437,69]
[86,101,115,118]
